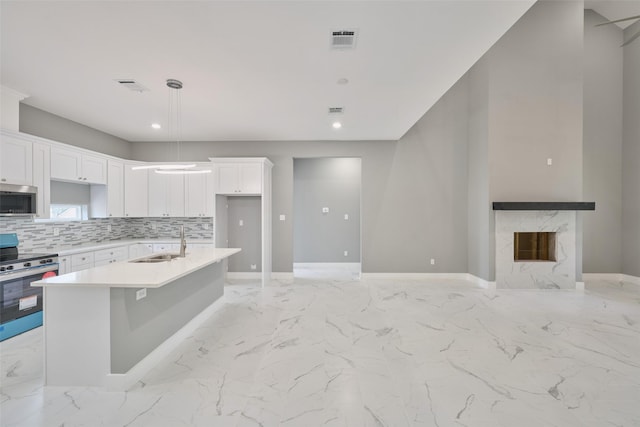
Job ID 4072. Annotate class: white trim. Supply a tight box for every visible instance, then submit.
[294,262,361,271]
[105,297,224,392]
[466,274,497,289]
[0,85,29,100]
[226,272,261,280]
[361,273,470,280]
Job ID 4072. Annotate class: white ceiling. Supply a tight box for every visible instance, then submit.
[1,0,561,142]
[588,0,640,29]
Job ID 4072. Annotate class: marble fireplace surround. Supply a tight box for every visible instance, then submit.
[493,202,595,290]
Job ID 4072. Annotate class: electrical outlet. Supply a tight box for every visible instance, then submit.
[322,207,329,213]
[280,214,286,221]
[430,258,435,265]
[250,264,257,270]
[203,223,209,230]
[107,224,112,233]
[344,250,348,257]
[152,223,157,231]
[136,288,147,301]
[344,214,349,220]
[53,228,60,236]
[547,158,553,166]
[239,219,244,226]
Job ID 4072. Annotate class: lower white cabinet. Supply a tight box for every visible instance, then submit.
[94,246,128,266]
[71,252,94,272]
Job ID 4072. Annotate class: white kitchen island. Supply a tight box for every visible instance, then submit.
[32,247,240,391]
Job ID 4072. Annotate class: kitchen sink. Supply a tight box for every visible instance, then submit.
[130,253,182,263]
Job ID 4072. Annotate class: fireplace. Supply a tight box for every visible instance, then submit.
[513,232,556,262]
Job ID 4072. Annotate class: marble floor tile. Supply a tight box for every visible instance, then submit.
[1,276,639,426]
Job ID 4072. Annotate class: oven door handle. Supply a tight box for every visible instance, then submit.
[0,264,59,281]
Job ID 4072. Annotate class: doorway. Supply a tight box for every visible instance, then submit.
[293,157,361,280]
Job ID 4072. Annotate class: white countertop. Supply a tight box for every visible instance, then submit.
[33,247,240,289]
[54,239,214,256]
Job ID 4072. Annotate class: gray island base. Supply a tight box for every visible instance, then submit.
[33,248,240,390]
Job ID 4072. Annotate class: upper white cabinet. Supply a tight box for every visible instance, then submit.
[185,167,214,217]
[51,147,107,184]
[91,160,124,218]
[124,164,148,217]
[148,172,184,217]
[214,162,262,195]
[32,142,51,219]
[0,132,32,185]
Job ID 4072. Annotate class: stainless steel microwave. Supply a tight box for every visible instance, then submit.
[0,184,37,216]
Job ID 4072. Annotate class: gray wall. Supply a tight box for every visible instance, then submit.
[622,19,640,277]
[19,104,131,159]
[226,196,262,272]
[293,158,361,263]
[50,181,90,205]
[583,10,623,273]
[464,0,585,281]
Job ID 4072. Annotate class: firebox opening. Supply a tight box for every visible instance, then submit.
[514,232,557,262]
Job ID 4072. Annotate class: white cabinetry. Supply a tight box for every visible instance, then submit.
[152,243,179,253]
[32,142,51,219]
[124,164,148,217]
[51,147,107,184]
[185,170,214,217]
[91,160,123,218]
[215,162,262,195]
[0,132,32,185]
[71,252,94,272]
[58,256,70,275]
[148,173,184,217]
[94,246,128,267]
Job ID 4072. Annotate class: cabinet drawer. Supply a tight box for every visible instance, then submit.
[153,243,179,252]
[71,252,94,270]
[94,246,128,262]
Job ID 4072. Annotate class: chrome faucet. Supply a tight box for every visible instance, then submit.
[179,225,187,257]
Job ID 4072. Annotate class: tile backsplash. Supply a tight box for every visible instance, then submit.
[1,217,214,252]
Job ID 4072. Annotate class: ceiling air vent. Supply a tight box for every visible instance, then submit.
[115,79,149,93]
[331,30,357,49]
[328,107,344,114]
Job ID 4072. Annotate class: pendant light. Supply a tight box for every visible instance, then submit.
[132,79,211,174]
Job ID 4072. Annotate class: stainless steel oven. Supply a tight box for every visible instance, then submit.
[0,233,58,341]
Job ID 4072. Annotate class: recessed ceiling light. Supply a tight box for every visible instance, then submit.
[151,123,161,129]
[337,78,349,85]
[332,121,342,129]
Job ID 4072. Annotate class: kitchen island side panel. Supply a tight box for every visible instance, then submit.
[109,262,224,374]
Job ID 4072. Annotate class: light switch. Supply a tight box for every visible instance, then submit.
[280,214,286,221]
[344,250,348,257]
[344,214,349,220]
[239,219,244,226]
[547,158,553,166]
[322,207,329,213]
[107,224,112,233]
[53,228,60,236]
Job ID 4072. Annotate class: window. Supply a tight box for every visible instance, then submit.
[49,204,88,221]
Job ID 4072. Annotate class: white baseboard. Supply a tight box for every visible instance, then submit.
[360,273,470,281]
[226,272,261,280]
[582,273,621,282]
[105,297,225,392]
[466,274,497,289]
[294,262,361,271]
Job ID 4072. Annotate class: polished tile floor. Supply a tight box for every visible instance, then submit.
[1,276,639,427]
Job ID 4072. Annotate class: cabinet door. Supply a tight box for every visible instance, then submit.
[58,256,70,275]
[149,172,184,217]
[82,154,107,184]
[106,161,124,217]
[32,142,51,219]
[185,173,213,216]
[216,164,239,194]
[124,165,148,217]
[0,134,33,185]
[51,147,82,182]
[239,163,262,194]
